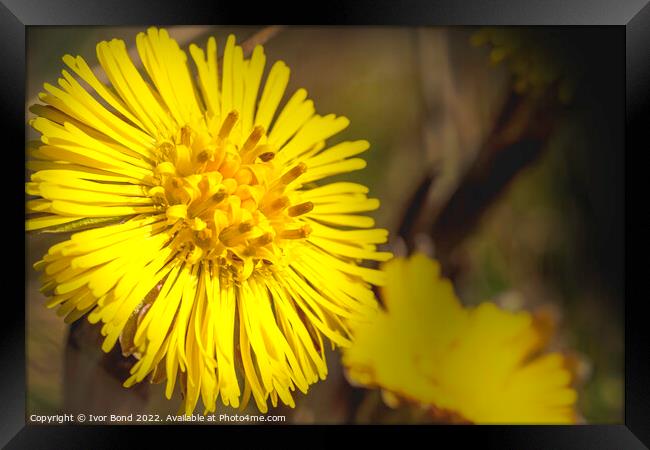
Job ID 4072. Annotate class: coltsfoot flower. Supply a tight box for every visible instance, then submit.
[26,27,391,413]
[343,254,578,424]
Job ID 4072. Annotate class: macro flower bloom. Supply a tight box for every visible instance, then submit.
[26,27,391,413]
[343,254,578,424]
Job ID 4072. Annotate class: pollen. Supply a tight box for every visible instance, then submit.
[151,117,308,280]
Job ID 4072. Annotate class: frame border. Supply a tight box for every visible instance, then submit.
[2,1,647,448]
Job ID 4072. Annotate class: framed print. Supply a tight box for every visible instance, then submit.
[1,0,648,448]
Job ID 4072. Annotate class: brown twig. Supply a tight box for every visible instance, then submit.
[398,28,507,252]
[400,81,559,276]
[427,89,558,275]
[241,25,286,56]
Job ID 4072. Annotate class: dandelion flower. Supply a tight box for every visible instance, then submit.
[26,27,391,413]
[343,253,577,424]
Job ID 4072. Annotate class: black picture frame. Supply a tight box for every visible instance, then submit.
[2,1,647,448]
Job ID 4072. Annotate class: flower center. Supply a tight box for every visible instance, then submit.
[149,111,313,280]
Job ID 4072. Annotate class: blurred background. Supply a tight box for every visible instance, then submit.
[26,25,624,423]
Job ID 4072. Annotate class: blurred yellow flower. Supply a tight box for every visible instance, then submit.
[27,27,391,413]
[343,253,577,424]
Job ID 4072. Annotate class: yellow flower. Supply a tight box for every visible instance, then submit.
[343,254,578,424]
[26,27,391,414]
